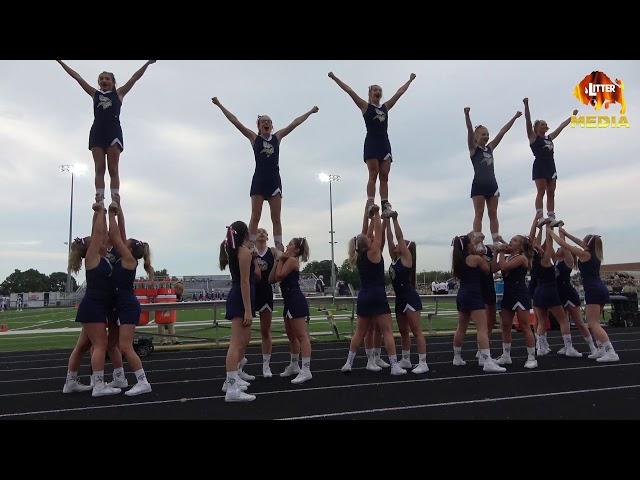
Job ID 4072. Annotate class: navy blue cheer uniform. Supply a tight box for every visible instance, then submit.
[280,269,310,319]
[255,247,275,312]
[556,260,581,308]
[363,104,392,162]
[76,257,113,324]
[530,135,556,181]
[112,260,141,326]
[533,262,561,308]
[225,254,256,320]
[389,258,422,316]
[470,145,499,198]
[250,134,282,198]
[578,255,610,306]
[481,246,496,307]
[356,254,391,316]
[501,255,532,311]
[456,262,486,312]
[89,90,123,151]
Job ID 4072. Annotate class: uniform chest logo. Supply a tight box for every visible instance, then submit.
[543,139,554,151]
[260,140,274,157]
[97,95,112,110]
[373,108,386,123]
[480,150,494,166]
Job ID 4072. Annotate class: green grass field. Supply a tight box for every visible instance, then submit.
[0,302,611,352]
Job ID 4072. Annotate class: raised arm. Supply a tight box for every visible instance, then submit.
[549,109,579,140]
[56,60,96,97]
[386,217,396,255]
[559,227,586,248]
[558,230,575,268]
[529,211,543,243]
[275,106,319,141]
[488,111,522,151]
[268,252,281,284]
[211,97,257,143]
[391,215,407,254]
[523,98,535,143]
[116,203,127,242]
[117,60,156,98]
[370,211,385,253]
[542,225,556,264]
[108,207,135,265]
[464,107,475,154]
[85,206,107,269]
[328,72,368,112]
[549,230,588,261]
[384,73,416,111]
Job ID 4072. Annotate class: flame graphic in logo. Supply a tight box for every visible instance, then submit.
[573,71,625,114]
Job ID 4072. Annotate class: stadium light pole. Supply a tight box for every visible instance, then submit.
[60,163,88,295]
[318,173,340,299]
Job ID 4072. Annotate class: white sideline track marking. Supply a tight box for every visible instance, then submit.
[2,360,640,399]
[1,361,639,418]
[277,384,640,420]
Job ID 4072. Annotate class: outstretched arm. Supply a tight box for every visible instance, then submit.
[523,97,535,143]
[384,73,416,110]
[56,60,96,97]
[108,207,135,264]
[369,211,384,253]
[488,111,522,151]
[116,203,127,242]
[328,72,368,112]
[275,106,319,140]
[391,215,407,255]
[464,107,475,154]
[549,109,579,140]
[211,97,257,143]
[529,211,543,243]
[117,60,156,98]
[386,217,396,255]
[362,201,371,236]
[549,230,588,261]
[86,206,107,268]
[559,227,586,248]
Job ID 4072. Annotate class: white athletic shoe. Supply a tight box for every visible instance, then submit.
[549,219,564,228]
[280,363,300,377]
[524,358,538,369]
[375,356,390,368]
[398,358,413,369]
[588,348,604,359]
[63,380,93,394]
[225,389,256,402]
[453,355,467,366]
[91,384,122,397]
[381,203,396,219]
[262,364,273,378]
[125,381,152,396]
[483,360,507,373]
[107,376,129,389]
[366,359,382,372]
[495,353,512,365]
[291,369,312,384]
[537,217,552,228]
[341,363,352,373]
[557,346,567,355]
[564,346,583,358]
[596,350,620,363]
[411,362,429,374]
[238,370,255,381]
[475,350,481,359]
[390,364,407,375]
[537,344,551,356]
[222,380,248,393]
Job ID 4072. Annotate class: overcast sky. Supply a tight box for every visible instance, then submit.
[0,60,638,286]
